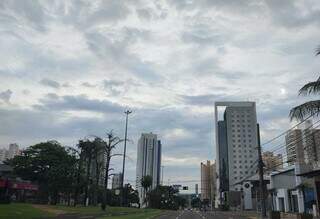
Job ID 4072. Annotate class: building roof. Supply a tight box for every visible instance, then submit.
[270,166,295,177]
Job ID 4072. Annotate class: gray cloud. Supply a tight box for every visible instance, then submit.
[1,0,46,32]
[103,80,125,96]
[0,89,13,103]
[39,78,60,89]
[1,0,319,185]
[81,82,96,88]
[34,93,123,114]
[265,0,320,28]
[180,94,222,106]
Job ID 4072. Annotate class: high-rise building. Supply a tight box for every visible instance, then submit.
[8,143,19,159]
[0,149,6,162]
[200,160,216,204]
[112,173,123,189]
[286,129,305,165]
[215,102,259,203]
[0,143,20,163]
[195,184,199,196]
[262,151,283,173]
[285,120,320,166]
[136,133,162,206]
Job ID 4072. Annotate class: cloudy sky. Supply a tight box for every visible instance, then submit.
[0,0,320,191]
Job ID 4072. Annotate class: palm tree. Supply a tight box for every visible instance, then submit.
[141,175,153,207]
[290,47,320,120]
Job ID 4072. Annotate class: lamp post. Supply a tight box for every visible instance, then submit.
[121,110,132,206]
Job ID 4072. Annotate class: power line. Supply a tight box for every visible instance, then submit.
[263,118,320,155]
[261,114,315,148]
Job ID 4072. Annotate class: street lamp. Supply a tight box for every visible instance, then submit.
[121,109,132,206]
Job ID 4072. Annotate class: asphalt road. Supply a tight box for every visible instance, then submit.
[156,210,205,219]
[156,210,253,219]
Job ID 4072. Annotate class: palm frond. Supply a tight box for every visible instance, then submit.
[290,100,320,121]
[316,46,320,56]
[299,77,320,95]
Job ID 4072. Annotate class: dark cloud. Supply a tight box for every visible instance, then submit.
[0,89,13,103]
[180,94,221,106]
[136,8,152,20]
[81,82,96,88]
[34,93,123,114]
[39,78,60,89]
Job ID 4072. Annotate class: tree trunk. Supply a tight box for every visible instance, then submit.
[84,156,92,206]
[101,154,110,211]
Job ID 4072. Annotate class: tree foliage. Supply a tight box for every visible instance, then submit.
[8,141,77,204]
[148,185,185,210]
[290,46,320,121]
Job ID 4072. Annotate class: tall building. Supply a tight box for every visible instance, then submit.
[285,120,320,166]
[112,173,123,189]
[195,184,199,196]
[200,160,216,205]
[136,133,162,206]
[8,143,19,159]
[262,151,283,173]
[286,129,305,165]
[215,102,259,203]
[0,143,20,162]
[0,149,6,163]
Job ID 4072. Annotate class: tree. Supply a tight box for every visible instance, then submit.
[8,141,77,204]
[141,175,153,207]
[101,131,124,211]
[290,47,320,120]
[148,185,182,210]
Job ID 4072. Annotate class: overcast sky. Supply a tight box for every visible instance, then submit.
[0,0,320,191]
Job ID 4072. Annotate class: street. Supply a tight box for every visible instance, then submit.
[156,210,255,219]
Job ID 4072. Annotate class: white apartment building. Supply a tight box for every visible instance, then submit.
[215,102,259,206]
[136,133,161,206]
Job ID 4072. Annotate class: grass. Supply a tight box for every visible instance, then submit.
[0,203,163,219]
[0,203,54,219]
[48,205,163,218]
[98,209,162,219]
[49,205,146,215]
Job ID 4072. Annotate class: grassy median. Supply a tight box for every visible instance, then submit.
[0,203,163,219]
[0,203,54,219]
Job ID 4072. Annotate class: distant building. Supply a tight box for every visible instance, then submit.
[136,133,162,206]
[112,173,123,189]
[8,143,19,159]
[285,120,320,166]
[0,143,20,162]
[215,102,259,206]
[286,130,305,165]
[0,149,6,163]
[200,160,216,205]
[195,184,199,195]
[262,151,283,173]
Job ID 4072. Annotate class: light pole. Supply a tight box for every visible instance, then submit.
[121,109,132,206]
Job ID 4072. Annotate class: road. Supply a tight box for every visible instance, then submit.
[156,209,254,219]
[156,210,205,219]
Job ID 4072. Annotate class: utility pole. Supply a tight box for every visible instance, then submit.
[121,110,132,206]
[257,124,266,218]
[161,166,164,185]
